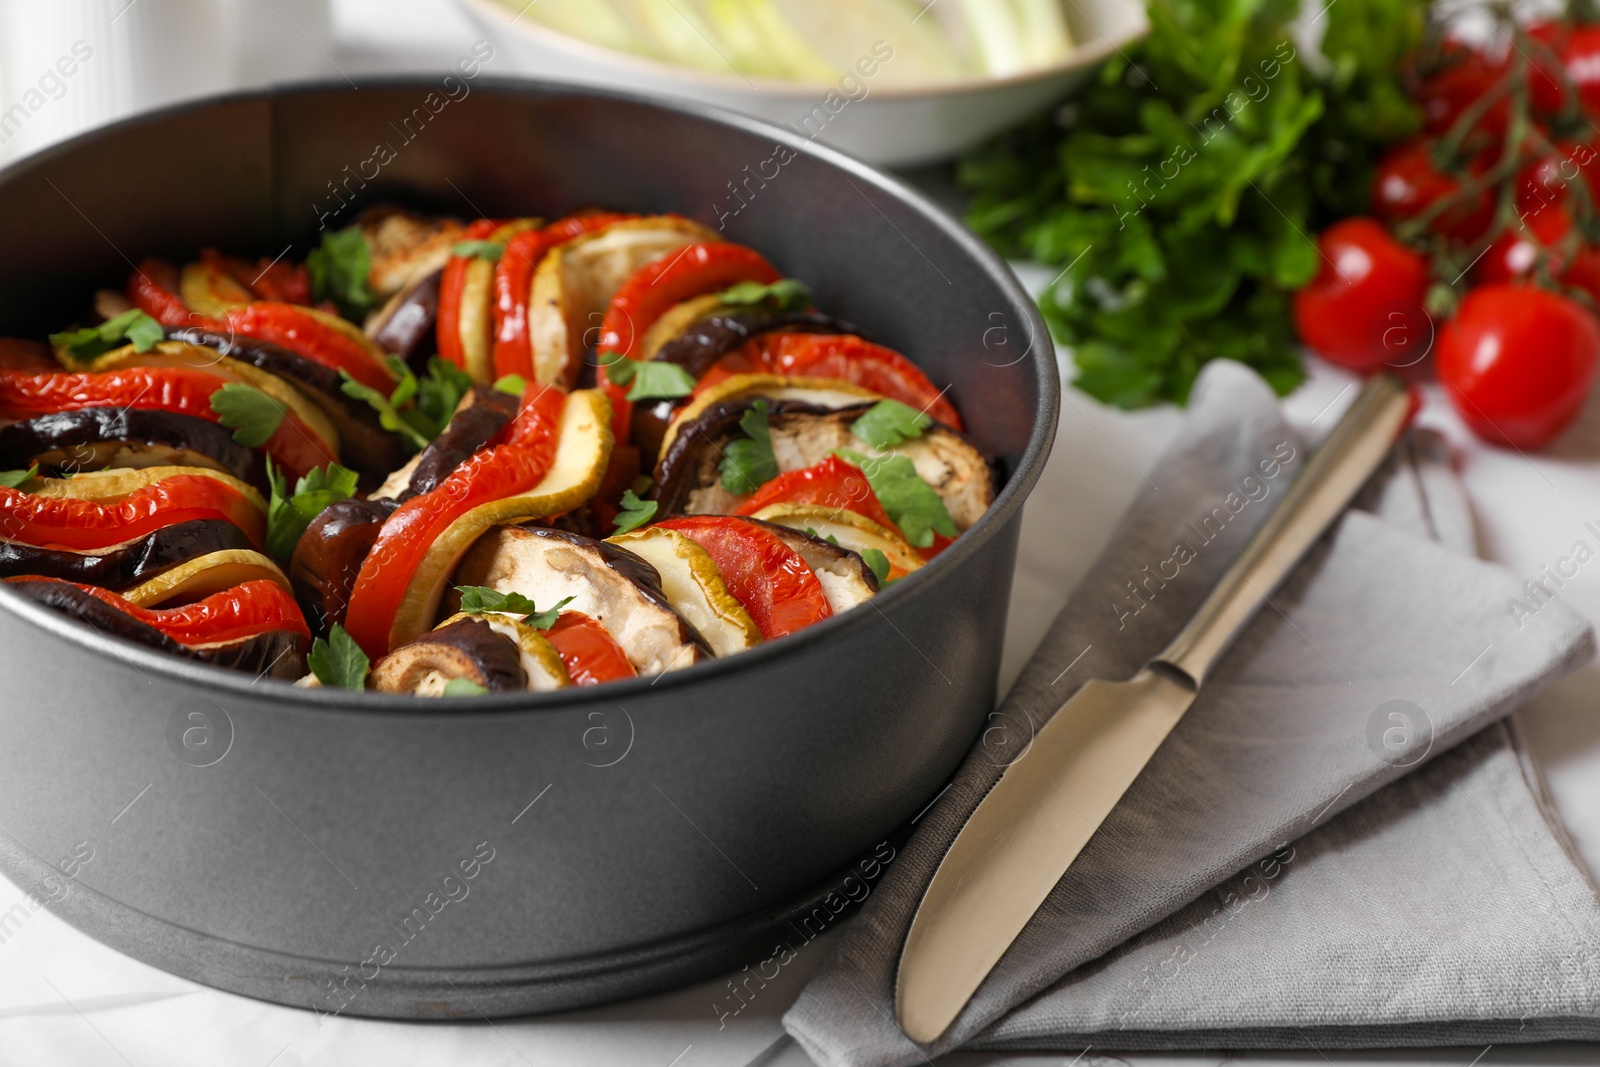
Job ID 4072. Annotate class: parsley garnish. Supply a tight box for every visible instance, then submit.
[611,489,658,535]
[308,623,369,690]
[719,400,779,495]
[861,548,892,586]
[443,678,489,697]
[837,449,956,549]
[598,351,697,401]
[453,239,505,261]
[50,309,164,362]
[717,278,811,313]
[307,226,376,318]
[0,465,38,489]
[851,400,932,450]
[211,383,287,448]
[340,356,471,452]
[493,373,527,396]
[265,458,360,560]
[456,586,574,630]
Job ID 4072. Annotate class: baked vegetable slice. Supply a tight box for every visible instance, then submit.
[748,517,879,614]
[653,515,832,640]
[0,518,250,588]
[4,576,310,679]
[0,466,266,551]
[604,525,761,657]
[453,526,707,676]
[369,612,569,696]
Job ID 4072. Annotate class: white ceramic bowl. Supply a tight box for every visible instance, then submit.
[453,0,1149,167]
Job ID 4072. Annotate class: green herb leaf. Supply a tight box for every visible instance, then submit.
[50,309,165,362]
[211,383,287,448]
[265,458,360,560]
[493,373,527,396]
[442,678,489,697]
[340,371,428,451]
[861,547,892,586]
[599,351,697,401]
[851,399,932,450]
[456,587,575,630]
[308,624,369,690]
[837,449,955,549]
[453,239,505,261]
[955,0,1422,408]
[717,278,812,313]
[0,464,39,489]
[611,489,658,535]
[307,226,376,318]
[719,400,779,495]
[412,357,474,439]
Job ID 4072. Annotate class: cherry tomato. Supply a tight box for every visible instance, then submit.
[1371,140,1494,243]
[1564,244,1600,305]
[543,611,636,686]
[0,474,265,551]
[1515,139,1600,213]
[698,333,963,429]
[655,515,831,639]
[1292,218,1433,372]
[1417,44,1510,137]
[1560,26,1600,117]
[1436,284,1600,448]
[1476,206,1573,285]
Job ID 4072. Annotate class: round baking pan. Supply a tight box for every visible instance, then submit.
[0,79,1058,1018]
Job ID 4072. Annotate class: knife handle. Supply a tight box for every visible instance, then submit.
[1153,374,1415,687]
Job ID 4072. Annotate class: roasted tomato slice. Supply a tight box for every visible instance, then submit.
[492,212,638,382]
[0,367,337,479]
[598,242,782,444]
[654,515,831,640]
[222,303,394,393]
[10,575,308,646]
[0,472,265,551]
[128,259,204,329]
[733,454,897,530]
[438,219,539,382]
[543,610,637,686]
[343,385,566,658]
[699,333,962,429]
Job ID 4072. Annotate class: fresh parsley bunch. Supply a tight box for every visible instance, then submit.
[959,0,1424,407]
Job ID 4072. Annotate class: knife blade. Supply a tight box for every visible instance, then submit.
[895,374,1415,1045]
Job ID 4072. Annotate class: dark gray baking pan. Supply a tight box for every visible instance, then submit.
[0,79,1058,1018]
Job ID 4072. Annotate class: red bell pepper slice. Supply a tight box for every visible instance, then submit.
[11,576,309,646]
[0,474,265,551]
[436,218,502,373]
[598,242,781,444]
[699,333,963,429]
[0,367,337,479]
[221,303,394,393]
[490,212,638,381]
[127,259,206,329]
[219,250,312,305]
[544,610,636,686]
[342,385,566,658]
[654,515,831,640]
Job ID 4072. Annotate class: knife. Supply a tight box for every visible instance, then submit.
[895,374,1415,1044]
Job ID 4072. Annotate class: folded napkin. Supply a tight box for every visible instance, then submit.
[784,361,1597,1066]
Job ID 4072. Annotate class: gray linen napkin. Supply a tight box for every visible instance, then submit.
[784,361,1596,1066]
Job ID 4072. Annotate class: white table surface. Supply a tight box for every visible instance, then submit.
[1,2,1598,1064]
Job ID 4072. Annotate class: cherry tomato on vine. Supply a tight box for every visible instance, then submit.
[1564,245,1600,305]
[1558,27,1600,117]
[1416,44,1510,137]
[1436,284,1600,449]
[1293,218,1433,372]
[1516,138,1600,213]
[1476,206,1573,285]
[1372,139,1494,243]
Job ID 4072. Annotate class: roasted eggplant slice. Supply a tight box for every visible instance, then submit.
[388,386,519,501]
[0,408,265,490]
[365,269,441,370]
[453,526,707,676]
[655,397,993,530]
[528,217,721,389]
[289,497,397,635]
[4,577,308,679]
[370,615,529,696]
[748,518,879,613]
[605,526,761,657]
[0,518,251,587]
[163,330,406,476]
[654,374,881,466]
[749,503,925,579]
